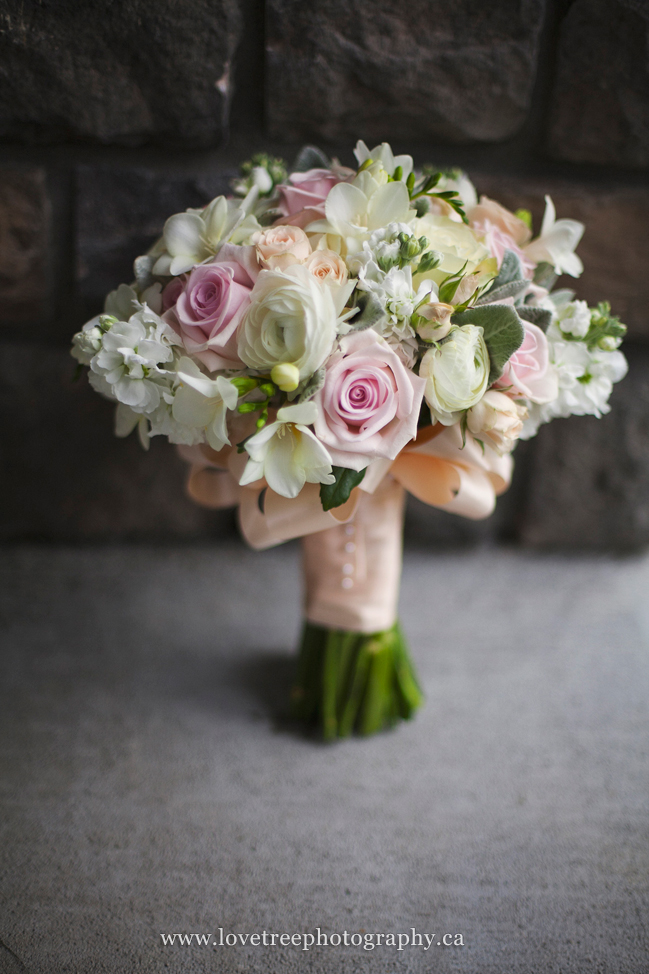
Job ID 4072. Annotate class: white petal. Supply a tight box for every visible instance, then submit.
[325,182,369,229]
[367,181,411,229]
[276,401,318,426]
[541,195,556,237]
[239,457,265,486]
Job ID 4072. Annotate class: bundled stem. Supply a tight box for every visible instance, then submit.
[290,621,423,740]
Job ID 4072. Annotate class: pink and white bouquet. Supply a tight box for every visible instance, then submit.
[72,142,628,738]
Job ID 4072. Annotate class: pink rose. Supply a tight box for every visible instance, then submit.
[253,225,312,270]
[313,329,426,471]
[161,277,184,311]
[277,168,350,222]
[496,321,558,404]
[164,244,259,371]
[469,196,532,246]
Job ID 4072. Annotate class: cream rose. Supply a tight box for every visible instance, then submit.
[304,249,348,285]
[419,324,490,425]
[414,214,490,281]
[253,225,311,270]
[466,390,527,455]
[238,264,338,382]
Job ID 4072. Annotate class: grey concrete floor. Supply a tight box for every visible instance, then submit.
[1,543,648,974]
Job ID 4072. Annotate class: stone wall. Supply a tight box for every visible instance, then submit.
[1,0,648,549]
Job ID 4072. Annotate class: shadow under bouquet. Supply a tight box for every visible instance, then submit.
[72,142,628,739]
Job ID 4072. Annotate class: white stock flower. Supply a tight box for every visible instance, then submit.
[239,401,335,499]
[90,309,179,414]
[557,299,591,338]
[523,196,584,277]
[71,318,103,365]
[466,390,527,455]
[171,357,239,450]
[238,264,340,382]
[355,263,435,367]
[521,323,628,437]
[419,324,490,425]
[153,192,261,276]
[353,141,414,179]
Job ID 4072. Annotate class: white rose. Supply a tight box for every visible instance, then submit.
[238,264,339,382]
[466,390,527,455]
[419,324,490,425]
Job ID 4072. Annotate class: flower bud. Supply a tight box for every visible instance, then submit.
[415,301,454,342]
[466,390,527,455]
[271,362,301,392]
[598,335,619,351]
[251,166,273,194]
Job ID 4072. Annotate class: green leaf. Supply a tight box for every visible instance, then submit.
[533,261,557,291]
[492,249,524,287]
[347,291,386,332]
[518,305,552,330]
[452,304,525,383]
[320,466,366,511]
[476,279,528,305]
[298,367,326,403]
[293,145,330,172]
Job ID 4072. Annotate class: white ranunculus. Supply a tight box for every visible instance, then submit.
[353,141,414,180]
[238,264,339,382]
[419,324,490,425]
[152,191,261,276]
[557,299,591,338]
[413,214,490,280]
[90,309,179,414]
[171,357,239,450]
[239,402,335,499]
[523,196,584,278]
[466,390,527,455]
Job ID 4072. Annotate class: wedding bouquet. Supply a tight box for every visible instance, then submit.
[72,141,628,739]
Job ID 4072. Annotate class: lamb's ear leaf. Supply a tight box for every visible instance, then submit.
[517,305,553,331]
[320,466,366,511]
[533,261,557,291]
[297,368,326,403]
[293,145,331,172]
[492,249,524,288]
[476,278,528,305]
[451,304,525,384]
[347,291,387,332]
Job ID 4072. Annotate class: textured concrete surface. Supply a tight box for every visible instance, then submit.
[1,544,648,973]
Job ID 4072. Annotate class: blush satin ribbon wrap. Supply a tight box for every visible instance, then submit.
[177,423,512,632]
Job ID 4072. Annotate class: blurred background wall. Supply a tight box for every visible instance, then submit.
[0,0,648,549]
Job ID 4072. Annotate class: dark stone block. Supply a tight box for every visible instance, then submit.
[266,0,546,144]
[0,168,50,323]
[0,0,242,147]
[473,174,649,343]
[0,343,238,542]
[547,0,649,169]
[519,345,649,551]
[75,165,237,321]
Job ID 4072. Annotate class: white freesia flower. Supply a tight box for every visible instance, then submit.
[309,173,412,257]
[523,196,584,277]
[171,357,238,450]
[238,264,341,382]
[90,309,180,413]
[419,324,490,425]
[521,322,628,437]
[353,141,413,180]
[152,190,261,276]
[240,401,335,499]
[557,299,591,337]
